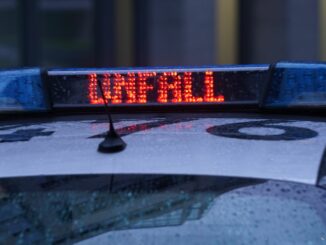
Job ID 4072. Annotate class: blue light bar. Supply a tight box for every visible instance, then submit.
[0,68,49,112]
[262,62,326,108]
[1,63,325,113]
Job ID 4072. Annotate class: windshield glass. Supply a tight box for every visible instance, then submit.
[0,174,325,244]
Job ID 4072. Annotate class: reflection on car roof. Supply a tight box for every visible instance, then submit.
[0,114,325,184]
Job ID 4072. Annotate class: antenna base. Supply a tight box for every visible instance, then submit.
[98,130,127,153]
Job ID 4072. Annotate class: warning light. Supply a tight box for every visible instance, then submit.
[88,71,228,105]
[157,72,182,103]
[262,62,326,108]
[4,63,326,113]
[138,72,155,104]
[184,72,203,103]
[47,65,268,108]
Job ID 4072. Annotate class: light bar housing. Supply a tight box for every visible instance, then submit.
[1,62,326,114]
[0,68,48,112]
[262,62,326,109]
[47,65,268,109]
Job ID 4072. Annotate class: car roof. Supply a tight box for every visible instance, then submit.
[0,113,325,185]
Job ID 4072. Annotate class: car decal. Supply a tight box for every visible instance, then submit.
[0,128,54,143]
[207,119,318,141]
[0,124,27,131]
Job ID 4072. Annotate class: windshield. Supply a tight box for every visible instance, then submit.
[1,174,325,244]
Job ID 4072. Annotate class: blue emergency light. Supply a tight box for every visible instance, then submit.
[0,62,325,113]
[0,68,48,112]
[262,62,326,109]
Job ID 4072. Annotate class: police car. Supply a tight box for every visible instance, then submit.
[0,62,326,244]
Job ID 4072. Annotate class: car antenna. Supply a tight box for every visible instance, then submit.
[96,78,126,153]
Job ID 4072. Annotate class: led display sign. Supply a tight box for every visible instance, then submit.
[48,66,268,108]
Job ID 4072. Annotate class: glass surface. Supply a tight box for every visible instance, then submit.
[0,174,325,244]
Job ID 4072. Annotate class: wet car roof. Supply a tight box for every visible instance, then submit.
[0,113,325,184]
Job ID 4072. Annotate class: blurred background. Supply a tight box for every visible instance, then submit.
[0,0,325,68]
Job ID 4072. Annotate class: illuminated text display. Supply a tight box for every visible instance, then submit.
[49,69,266,107]
[88,71,226,105]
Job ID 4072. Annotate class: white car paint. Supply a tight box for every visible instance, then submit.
[0,118,325,184]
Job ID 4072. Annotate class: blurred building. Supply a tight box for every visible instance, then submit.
[0,0,324,68]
